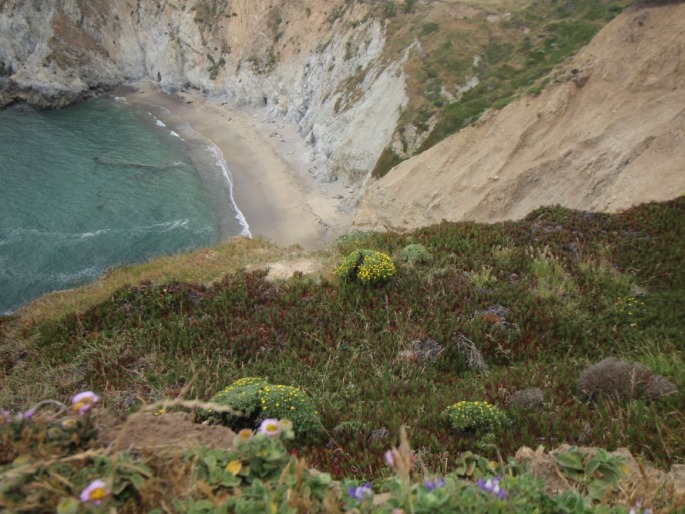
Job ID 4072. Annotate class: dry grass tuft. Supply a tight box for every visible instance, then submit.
[576,357,677,401]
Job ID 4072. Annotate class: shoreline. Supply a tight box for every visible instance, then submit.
[119,81,353,251]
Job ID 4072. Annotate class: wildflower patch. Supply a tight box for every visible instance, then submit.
[443,401,508,433]
[335,249,396,285]
[200,377,322,440]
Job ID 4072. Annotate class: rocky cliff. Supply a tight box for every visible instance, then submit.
[2,1,683,227]
[0,0,407,185]
[354,3,685,230]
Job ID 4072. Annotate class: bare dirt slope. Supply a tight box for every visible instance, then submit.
[354,3,685,231]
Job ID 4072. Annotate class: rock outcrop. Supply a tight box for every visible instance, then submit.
[0,0,407,185]
[354,3,685,230]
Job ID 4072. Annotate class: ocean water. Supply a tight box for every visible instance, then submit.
[0,96,249,314]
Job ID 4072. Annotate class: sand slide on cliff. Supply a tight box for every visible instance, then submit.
[354,3,685,231]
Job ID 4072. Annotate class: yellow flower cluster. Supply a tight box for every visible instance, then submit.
[221,377,265,394]
[207,378,321,438]
[613,295,645,328]
[258,384,308,414]
[335,249,396,285]
[444,400,508,433]
[206,377,268,416]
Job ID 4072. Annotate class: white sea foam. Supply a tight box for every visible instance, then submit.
[51,266,101,283]
[134,101,247,239]
[155,119,167,128]
[80,228,111,239]
[113,96,127,103]
[9,227,111,240]
[208,145,252,237]
[160,219,190,231]
[121,219,191,233]
[7,225,194,240]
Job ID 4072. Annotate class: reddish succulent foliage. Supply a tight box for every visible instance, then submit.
[23,198,685,477]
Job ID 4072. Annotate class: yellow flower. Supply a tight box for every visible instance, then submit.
[226,460,242,476]
[237,428,254,441]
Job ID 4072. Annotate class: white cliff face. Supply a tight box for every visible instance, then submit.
[0,0,407,186]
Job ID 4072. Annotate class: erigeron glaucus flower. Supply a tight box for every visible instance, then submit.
[79,479,110,505]
[347,482,373,500]
[0,410,11,425]
[237,428,254,441]
[259,418,282,437]
[71,391,99,415]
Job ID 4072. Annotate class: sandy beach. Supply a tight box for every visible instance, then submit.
[120,81,353,250]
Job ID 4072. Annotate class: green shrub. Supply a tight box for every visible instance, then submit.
[420,21,439,37]
[335,249,396,285]
[371,145,404,178]
[400,243,432,266]
[200,377,322,440]
[443,401,508,433]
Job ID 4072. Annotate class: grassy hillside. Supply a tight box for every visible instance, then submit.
[1,198,683,511]
[368,0,634,177]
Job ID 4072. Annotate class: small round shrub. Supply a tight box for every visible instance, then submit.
[399,243,432,266]
[576,357,677,400]
[507,388,545,409]
[200,377,322,440]
[443,401,508,433]
[335,249,396,285]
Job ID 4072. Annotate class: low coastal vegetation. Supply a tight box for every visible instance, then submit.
[1,197,684,511]
[369,0,634,177]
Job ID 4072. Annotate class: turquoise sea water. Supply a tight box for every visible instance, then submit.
[0,97,247,314]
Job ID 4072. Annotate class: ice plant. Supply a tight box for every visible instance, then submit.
[71,391,99,415]
[79,479,109,505]
[259,418,282,437]
[424,477,445,491]
[347,482,373,501]
[477,476,506,499]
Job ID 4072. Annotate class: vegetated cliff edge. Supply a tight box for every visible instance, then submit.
[355,3,685,231]
[0,0,407,185]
